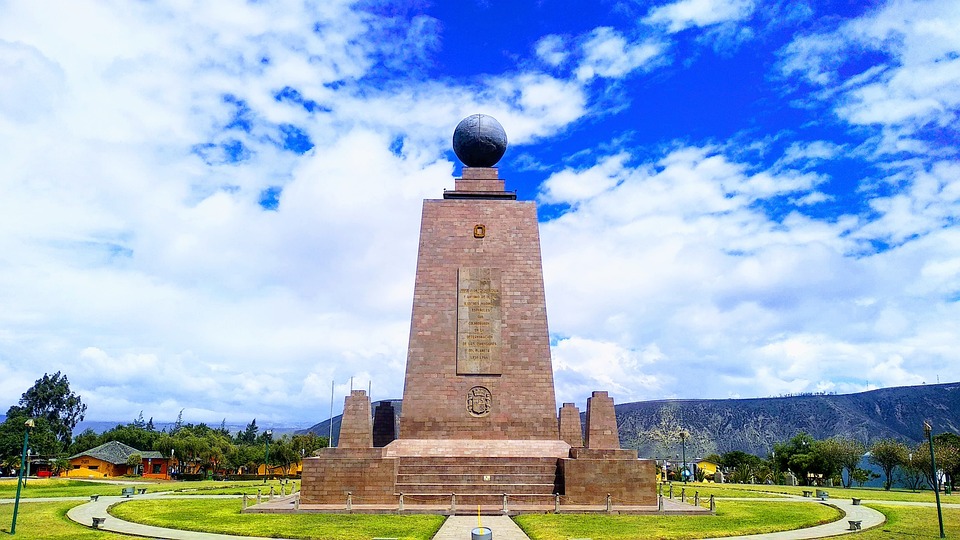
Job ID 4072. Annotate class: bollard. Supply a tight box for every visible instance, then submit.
[669,484,674,499]
[242,493,248,510]
[257,488,262,504]
[502,493,508,514]
[450,493,456,513]
[269,486,275,500]
[399,493,404,512]
[471,526,492,540]
[694,491,699,507]
[658,494,663,511]
[658,483,663,497]
[555,493,560,514]
[709,494,715,512]
[681,487,685,503]
[606,493,612,513]
[346,492,352,511]
[294,492,300,511]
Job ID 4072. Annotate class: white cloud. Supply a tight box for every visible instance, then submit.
[575,27,663,81]
[645,0,756,33]
[535,35,569,67]
[538,143,960,402]
[780,0,960,143]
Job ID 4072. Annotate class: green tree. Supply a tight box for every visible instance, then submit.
[934,433,960,491]
[774,432,818,486]
[850,467,878,487]
[126,452,142,475]
[10,372,86,447]
[816,437,865,488]
[868,438,909,490]
[0,414,61,467]
[912,439,960,492]
[68,428,102,455]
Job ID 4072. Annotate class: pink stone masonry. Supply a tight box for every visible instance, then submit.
[558,403,584,447]
[399,172,559,440]
[584,391,620,450]
[337,390,372,449]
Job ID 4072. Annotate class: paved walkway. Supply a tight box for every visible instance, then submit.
[42,491,911,540]
[433,515,530,540]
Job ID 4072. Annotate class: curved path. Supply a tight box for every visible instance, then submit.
[53,492,909,540]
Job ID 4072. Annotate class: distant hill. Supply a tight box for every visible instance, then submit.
[620,382,960,458]
[300,383,960,457]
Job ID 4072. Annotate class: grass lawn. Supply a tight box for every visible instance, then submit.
[111,498,446,540]
[0,478,158,498]
[661,482,790,499]
[857,504,960,538]
[515,501,838,540]
[0,478,283,498]
[0,500,141,539]
[705,482,955,503]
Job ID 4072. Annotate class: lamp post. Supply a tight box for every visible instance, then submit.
[10,419,35,535]
[263,430,273,483]
[680,429,689,484]
[924,421,945,538]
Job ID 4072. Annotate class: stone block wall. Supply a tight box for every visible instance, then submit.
[300,448,397,504]
[560,453,657,506]
[400,170,558,440]
[559,403,583,447]
[584,391,619,449]
[337,390,372,449]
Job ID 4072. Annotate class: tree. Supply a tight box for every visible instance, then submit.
[774,432,818,485]
[912,440,960,492]
[68,428,101,455]
[934,433,960,491]
[0,414,61,467]
[850,467,878,488]
[817,437,865,488]
[868,438,909,490]
[126,453,142,475]
[238,419,259,444]
[12,372,86,447]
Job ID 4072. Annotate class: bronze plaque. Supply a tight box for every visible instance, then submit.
[457,267,502,375]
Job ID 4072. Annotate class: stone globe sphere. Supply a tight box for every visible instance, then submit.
[452,114,507,167]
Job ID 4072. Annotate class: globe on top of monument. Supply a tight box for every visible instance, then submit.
[452,113,508,168]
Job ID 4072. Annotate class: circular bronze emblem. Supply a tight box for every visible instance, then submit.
[466,386,492,417]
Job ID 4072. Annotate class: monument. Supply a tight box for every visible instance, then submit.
[300,114,656,511]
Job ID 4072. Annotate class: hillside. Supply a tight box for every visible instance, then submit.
[620,382,960,458]
[302,382,960,457]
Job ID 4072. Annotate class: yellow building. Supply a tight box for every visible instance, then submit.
[67,441,169,479]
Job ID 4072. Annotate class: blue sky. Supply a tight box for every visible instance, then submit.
[1,0,958,425]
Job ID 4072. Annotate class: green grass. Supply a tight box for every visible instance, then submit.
[0,500,142,539]
[111,498,446,540]
[0,478,158,498]
[857,504,960,538]
[660,482,790,498]
[706,482,957,503]
[515,501,839,540]
[0,478,282,498]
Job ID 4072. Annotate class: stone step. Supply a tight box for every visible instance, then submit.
[396,492,558,506]
[398,464,557,475]
[397,456,559,465]
[396,482,556,495]
[397,472,552,484]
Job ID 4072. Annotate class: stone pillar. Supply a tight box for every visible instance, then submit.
[558,403,583,447]
[584,391,619,449]
[338,390,373,448]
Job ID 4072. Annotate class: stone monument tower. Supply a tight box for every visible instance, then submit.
[299,114,655,510]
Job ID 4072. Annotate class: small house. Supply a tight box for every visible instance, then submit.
[67,441,169,479]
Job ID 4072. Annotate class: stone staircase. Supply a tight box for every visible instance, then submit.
[395,456,560,506]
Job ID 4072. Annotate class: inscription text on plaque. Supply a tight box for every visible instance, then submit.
[457,267,502,375]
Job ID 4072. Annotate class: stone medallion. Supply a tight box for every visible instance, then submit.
[466,386,492,417]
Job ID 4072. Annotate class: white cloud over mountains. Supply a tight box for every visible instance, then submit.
[0,0,957,425]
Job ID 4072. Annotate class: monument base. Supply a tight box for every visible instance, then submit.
[561,449,658,506]
[300,440,657,508]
